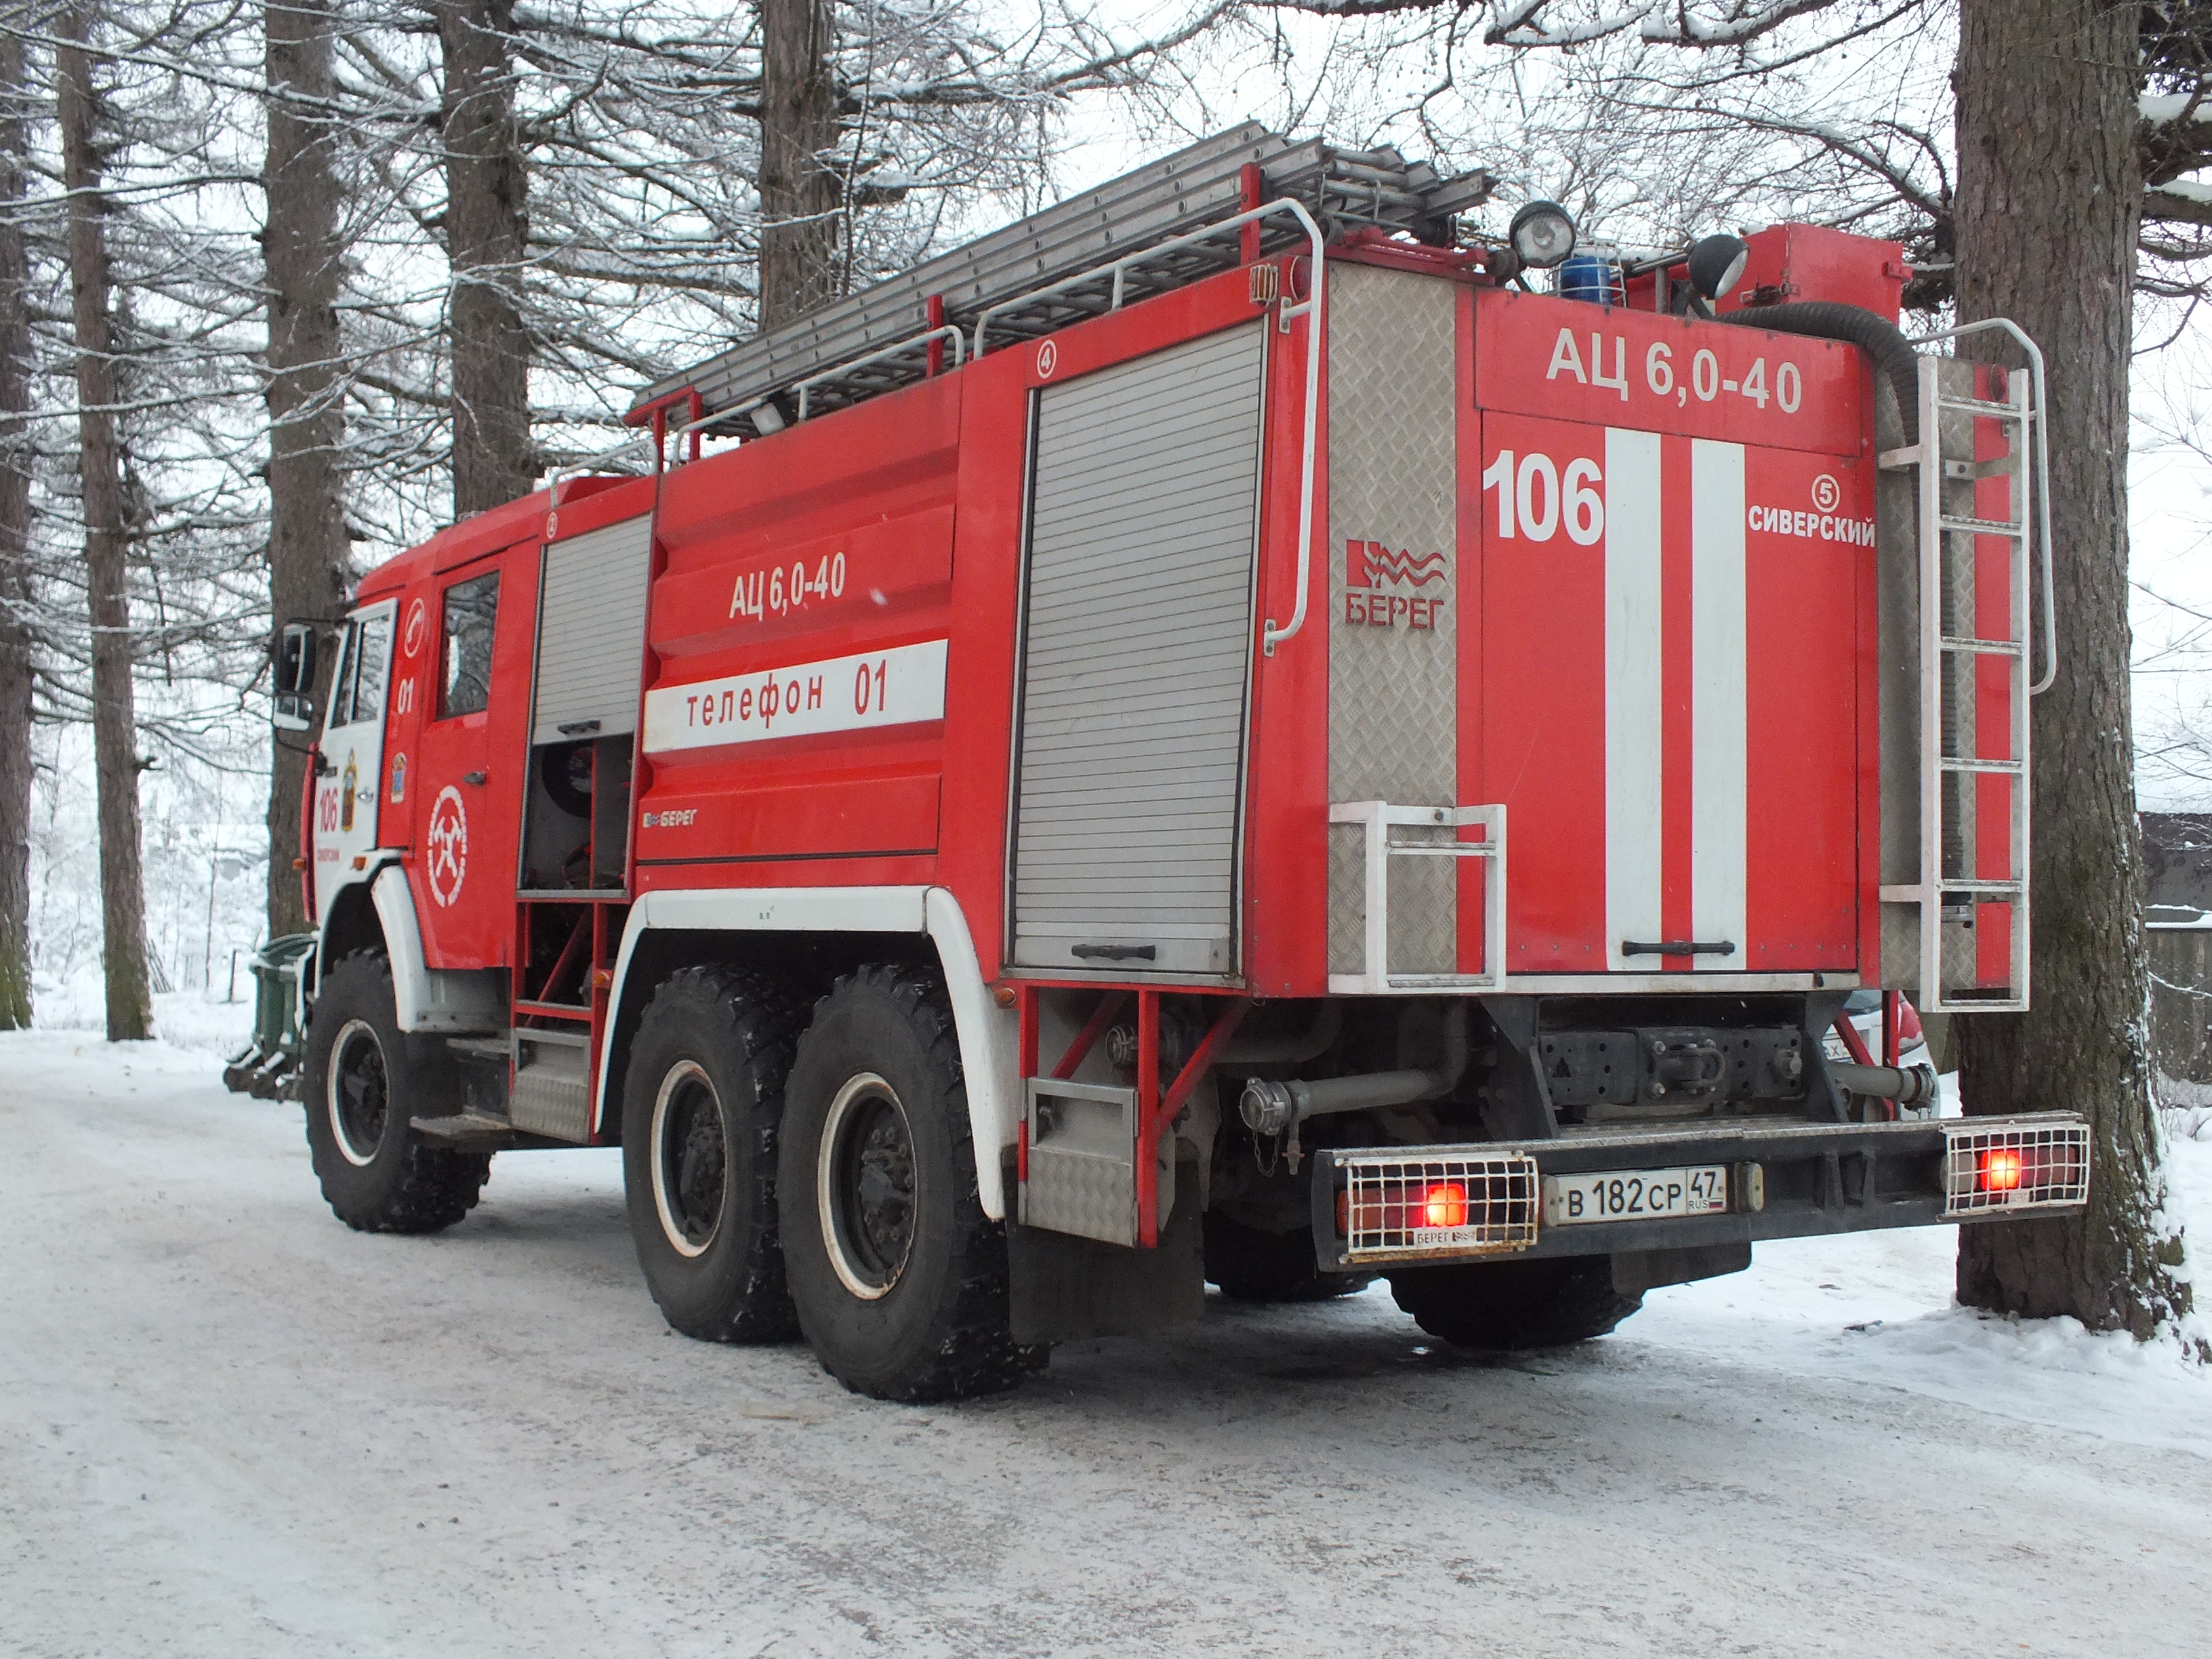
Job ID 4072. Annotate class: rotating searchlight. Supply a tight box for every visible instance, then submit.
[1686,233,1750,302]
[1508,201,1578,271]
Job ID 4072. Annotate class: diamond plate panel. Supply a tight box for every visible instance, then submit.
[510,1039,590,1142]
[1019,1079,1149,1246]
[1022,1147,1138,1246]
[1327,266,1460,976]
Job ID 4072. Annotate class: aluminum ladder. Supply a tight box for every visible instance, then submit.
[1879,322,2053,1012]
[630,124,1494,438]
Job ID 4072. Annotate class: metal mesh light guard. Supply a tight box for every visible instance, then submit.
[1338,1153,1540,1263]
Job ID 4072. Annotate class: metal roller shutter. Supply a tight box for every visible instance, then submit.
[1011,322,1266,975]
[531,516,653,744]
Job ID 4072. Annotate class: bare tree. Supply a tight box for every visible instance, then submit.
[264,0,352,936]
[1947,0,2187,1336]
[56,0,152,1040]
[0,16,35,1029]
[436,0,533,514]
[758,0,841,328]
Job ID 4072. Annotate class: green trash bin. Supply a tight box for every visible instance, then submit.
[222,933,316,1100]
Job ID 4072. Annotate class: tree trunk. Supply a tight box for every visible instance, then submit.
[57,2,152,1042]
[757,0,842,330]
[264,0,351,939]
[1952,0,2189,1336]
[436,0,533,516]
[0,26,33,1029]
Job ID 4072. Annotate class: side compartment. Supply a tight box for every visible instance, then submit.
[1007,321,1268,978]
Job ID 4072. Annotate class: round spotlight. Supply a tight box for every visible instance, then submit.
[1687,233,1750,302]
[1509,201,1578,270]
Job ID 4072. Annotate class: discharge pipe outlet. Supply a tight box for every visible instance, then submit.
[1825,1060,1940,1104]
[1240,1006,1469,1135]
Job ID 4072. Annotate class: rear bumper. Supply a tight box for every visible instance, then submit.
[1311,1113,2089,1272]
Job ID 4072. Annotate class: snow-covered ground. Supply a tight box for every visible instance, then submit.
[4,1031,2208,1658]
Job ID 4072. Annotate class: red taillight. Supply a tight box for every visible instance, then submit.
[1980,1147,2024,1192]
[1336,1179,1473,1237]
[1420,1181,1469,1229]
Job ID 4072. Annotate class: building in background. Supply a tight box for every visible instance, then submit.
[2142,812,2212,1086]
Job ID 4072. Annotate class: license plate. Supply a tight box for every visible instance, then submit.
[1543,1165,1729,1226]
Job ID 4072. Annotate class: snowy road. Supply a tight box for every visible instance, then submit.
[4,1030,2208,1658]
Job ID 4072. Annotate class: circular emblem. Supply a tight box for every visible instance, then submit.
[426,785,468,908]
[402,598,428,660]
[1036,339,1058,380]
[1811,474,1841,513]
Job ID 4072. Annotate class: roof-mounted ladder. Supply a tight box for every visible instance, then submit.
[1879,321,2053,1012]
[628,123,1492,441]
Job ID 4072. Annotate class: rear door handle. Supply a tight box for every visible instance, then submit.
[1620,939,1736,957]
[463,771,488,786]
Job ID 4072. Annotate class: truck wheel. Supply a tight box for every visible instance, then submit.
[621,966,804,1344]
[1204,1212,1374,1303]
[1387,1257,1642,1350]
[779,964,1044,1401]
[302,950,489,1233]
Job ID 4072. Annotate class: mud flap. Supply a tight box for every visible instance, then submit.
[1006,1149,1204,1345]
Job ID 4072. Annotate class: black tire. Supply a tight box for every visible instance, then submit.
[302,950,489,1233]
[621,966,805,1344]
[779,964,1043,1401]
[1204,1212,1374,1303]
[1388,1256,1642,1350]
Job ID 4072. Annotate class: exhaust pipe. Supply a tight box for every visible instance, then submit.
[1241,1005,1469,1135]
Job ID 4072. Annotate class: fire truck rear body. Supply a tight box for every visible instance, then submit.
[283,131,2085,1399]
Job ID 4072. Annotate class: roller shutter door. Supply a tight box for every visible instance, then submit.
[531,516,653,743]
[1010,323,1266,975]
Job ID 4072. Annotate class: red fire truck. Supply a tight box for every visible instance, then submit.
[263,127,2088,1401]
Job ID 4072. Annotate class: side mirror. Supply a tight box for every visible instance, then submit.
[274,621,318,695]
[272,622,319,732]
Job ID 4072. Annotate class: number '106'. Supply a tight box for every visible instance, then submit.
[1482,450,1605,545]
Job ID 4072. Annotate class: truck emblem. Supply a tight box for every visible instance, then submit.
[426,785,468,907]
[402,598,427,659]
[1035,339,1058,380]
[1811,474,1841,512]
[1343,539,1448,632]
[1348,540,1446,588]
[389,752,407,804]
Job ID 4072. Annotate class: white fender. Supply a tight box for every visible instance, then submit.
[924,886,1022,1221]
[369,864,506,1034]
[596,884,1022,1218]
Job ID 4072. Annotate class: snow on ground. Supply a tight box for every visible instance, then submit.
[26,980,258,1056]
[4,1033,2209,1658]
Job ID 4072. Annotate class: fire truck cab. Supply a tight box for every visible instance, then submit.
[271,127,2087,1401]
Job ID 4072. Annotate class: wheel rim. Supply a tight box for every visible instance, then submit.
[817,1072,916,1300]
[327,1019,388,1168]
[650,1060,725,1258]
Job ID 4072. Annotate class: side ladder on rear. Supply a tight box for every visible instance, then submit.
[1879,324,2053,1012]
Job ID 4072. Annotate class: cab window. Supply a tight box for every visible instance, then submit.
[440,572,499,718]
[325,624,359,728]
[352,611,392,722]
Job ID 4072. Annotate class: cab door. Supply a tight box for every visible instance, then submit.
[410,549,527,968]
[311,599,396,926]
